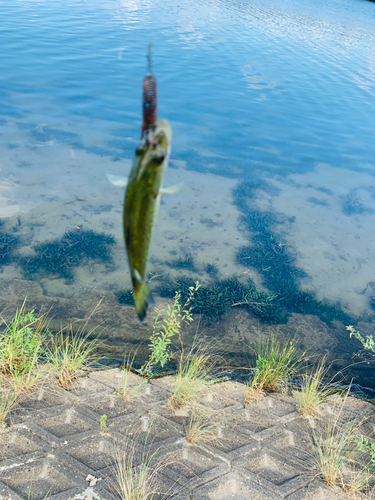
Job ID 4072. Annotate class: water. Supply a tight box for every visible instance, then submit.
[1,0,375,388]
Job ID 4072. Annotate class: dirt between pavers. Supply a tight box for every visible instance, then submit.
[0,368,374,500]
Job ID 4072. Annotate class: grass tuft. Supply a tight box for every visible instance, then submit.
[296,358,330,417]
[111,424,172,500]
[168,342,217,409]
[246,334,305,400]
[184,410,222,447]
[46,301,104,390]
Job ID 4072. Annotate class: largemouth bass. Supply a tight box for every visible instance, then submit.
[124,120,173,321]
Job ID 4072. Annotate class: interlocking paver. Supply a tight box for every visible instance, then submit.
[161,443,229,489]
[1,369,371,500]
[233,449,311,497]
[0,427,48,467]
[0,456,87,500]
[56,434,118,478]
[26,407,97,445]
[191,471,281,499]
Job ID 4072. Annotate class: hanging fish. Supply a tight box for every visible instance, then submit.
[107,45,180,321]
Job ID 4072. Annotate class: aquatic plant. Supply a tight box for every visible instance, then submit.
[204,261,219,276]
[246,334,305,399]
[20,228,115,279]
[233,181,353,326]
[342,195,371,216]
[140,283,200,377]
[167,252,196,272]
[46,301,104,390]
[0,230,18,266]
[116,289,134,305]
[157,274,283,323]
[0,300,50,376]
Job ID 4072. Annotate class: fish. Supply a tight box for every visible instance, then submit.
[123,119,173,321]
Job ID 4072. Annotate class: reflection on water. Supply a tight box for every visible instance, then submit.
[1,0,375,389]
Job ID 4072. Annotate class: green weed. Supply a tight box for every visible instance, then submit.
[141,282,200,377]
[296,358,330,417]
[46,301,103,390]
[0,299,50,376]
[246,333,305,400]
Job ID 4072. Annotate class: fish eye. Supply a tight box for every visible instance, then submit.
[152,149,165,165]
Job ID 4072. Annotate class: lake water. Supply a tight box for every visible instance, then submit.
[1,0,375,390]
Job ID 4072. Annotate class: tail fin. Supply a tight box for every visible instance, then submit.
[134,282,155,322]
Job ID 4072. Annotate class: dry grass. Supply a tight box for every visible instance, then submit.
[111,424,174,500]
[312,391,374,494]
[184,410,222,447]
[168,342,218,409]
[296,358,330,417]
[46,301,104,390]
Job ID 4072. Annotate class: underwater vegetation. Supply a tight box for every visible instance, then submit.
[167,253,197,272]
[19,228,115,280]
[115,289,134,305]
[150,274,283,323]
[204,261,219,276]
[233,181,353,326]
[0,223,18,266]
[342,195,373,216]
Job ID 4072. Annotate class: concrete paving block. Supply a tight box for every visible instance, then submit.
[161,443,229,490]
[210,381,246,404]
[9,388,69,424]
[112,413,185,452]
[233,449,311,498]
[0,480,23,500]
[261,428,312,466]
[191,471,281,500]
[56,434,119,478]
[150,376,175,393]
[199,425,260,462]
[198,389,243,415]
[75,394,141,425]
[89,368,144,389]
[69,377,114,398]
[97,471,190,500]
[0,427,49,467]
[224,407,283,442]
[285,479,347,499]
[0,456,87,500]
[27,407,97,445]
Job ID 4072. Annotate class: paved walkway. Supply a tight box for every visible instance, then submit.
[0,369,373,500]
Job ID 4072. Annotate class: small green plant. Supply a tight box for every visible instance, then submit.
[0,299,50,376]
[140,282,200,377]
[46,301,103,390]
[296,358,330,417]
[356,437,375,471]
[347,325,375,354]
[169,341,217,409]
[100,414,108,432]
[246,333,305,397]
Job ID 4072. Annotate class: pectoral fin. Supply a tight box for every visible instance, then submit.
[159,184,183,195]
[107,173,128,187]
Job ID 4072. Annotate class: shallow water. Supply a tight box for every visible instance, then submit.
[1,0,375,388]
